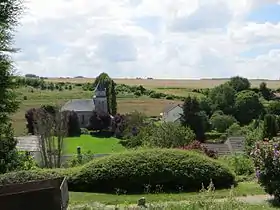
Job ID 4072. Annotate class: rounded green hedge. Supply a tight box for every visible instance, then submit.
[71,149,235,193]
[0,149,235,194]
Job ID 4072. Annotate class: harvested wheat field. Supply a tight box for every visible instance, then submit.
[46,77,280,89]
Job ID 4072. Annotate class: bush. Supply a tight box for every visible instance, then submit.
[205,131,225,140]
[148,123,195,148]
[219,155,254,176]
[71,149,235,193]
[210,112,237,133]
[0,168,77,185]
[251,141,280,200]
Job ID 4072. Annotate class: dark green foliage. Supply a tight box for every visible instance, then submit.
[0,0,23,173]
[259,82,271,100]
[209,83,236,115]
[181,97,209,141]
[210,111,237,133]
[0,124,20,173]
[71,149,235,193]
[199,97,212,116]
[228,76,250,92]
[110,81,117,115]
[66,111,81,137]
[263,114,278,139]
[235,90,264,125]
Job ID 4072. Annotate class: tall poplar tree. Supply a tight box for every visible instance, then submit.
[0,0,23,173]
[93,72,117,115]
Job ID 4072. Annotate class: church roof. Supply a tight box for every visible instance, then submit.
[61,99,95,112]
[94,81,106,91]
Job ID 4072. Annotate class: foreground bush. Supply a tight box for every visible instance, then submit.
[0,167,78,185]
[251,140,280,200]
[71,149,235,193]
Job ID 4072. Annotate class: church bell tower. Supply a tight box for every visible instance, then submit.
[93,82,108,114]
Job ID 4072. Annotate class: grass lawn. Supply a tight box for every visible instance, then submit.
[69,181,265,206]
[63,135,126,154]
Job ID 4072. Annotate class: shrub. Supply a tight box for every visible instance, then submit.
[148,123,195,148]
[180,141,218,159]
[263,114,278,139]
[210,112,237,133]
[219,155,254,176]
[205,131,225,140]
[0,168,78,186]
[251,140,280,200]
[71,149,235,193]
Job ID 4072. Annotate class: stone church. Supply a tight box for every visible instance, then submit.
[61,82,108,128]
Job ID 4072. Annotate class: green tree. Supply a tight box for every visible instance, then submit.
[263,114,278,139]
[259,82,271,100]
[209,83,236,115]
[210,111,237,133]
[267,101,280,115]
[94,72,117,115]
[0,0,23,173]
[228,76,250,92]
[148,122,195,148]
[181,96,209,141]
[199,96,212,116]
[234,90,264,125]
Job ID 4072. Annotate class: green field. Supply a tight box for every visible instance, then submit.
[63,135,125,154]
[12,86,185,136]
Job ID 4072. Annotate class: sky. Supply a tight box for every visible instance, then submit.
[13,0,280,79]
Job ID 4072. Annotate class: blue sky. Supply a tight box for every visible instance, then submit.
[13,0,280,79]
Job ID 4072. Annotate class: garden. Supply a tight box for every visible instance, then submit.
[2,1,280,208]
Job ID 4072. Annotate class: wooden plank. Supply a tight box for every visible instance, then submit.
[0,177,63,195]
[60,177,69,210]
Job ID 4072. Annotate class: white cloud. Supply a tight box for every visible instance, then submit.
[12,0,280,79]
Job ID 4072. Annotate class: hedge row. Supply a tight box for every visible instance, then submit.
[0,149,236,193]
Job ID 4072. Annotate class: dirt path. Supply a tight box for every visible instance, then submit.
[69,194,274,209]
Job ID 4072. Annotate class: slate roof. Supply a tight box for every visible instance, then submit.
[16,135,40,152]
[94,81,106,91]
[61,99,95,112]
[163,104,182,113]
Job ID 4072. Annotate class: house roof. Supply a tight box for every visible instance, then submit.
[94,81,106,91]
[272,92,280,99]
[16,135,40,152]
[61,99,95,112]
[163,104,182,113]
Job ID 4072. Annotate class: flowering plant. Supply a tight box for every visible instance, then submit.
[250,139,280,200]
[180,141,218,159]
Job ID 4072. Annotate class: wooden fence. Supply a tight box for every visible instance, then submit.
[0,177,69,210]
